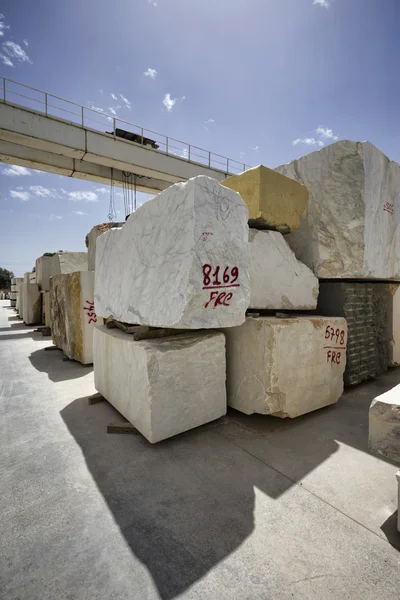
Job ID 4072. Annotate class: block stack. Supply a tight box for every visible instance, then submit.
[276,140,400,386]
[19,271,41,325]
[35,252,93,363]
[220,166,347,418]
[94,175,250,443]
[10,277,23,308]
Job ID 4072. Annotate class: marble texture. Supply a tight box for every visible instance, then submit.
[95,176,250,328]
[21,283,41,325]
[50,271,97,364]
[276,140,400,279]
[36,253,88,291]
[249,229,319,309]
[86,222,124,270]
[93,325,226,443]
[224,316,347,418]
[221,165,308,232]
[369,385,400,464]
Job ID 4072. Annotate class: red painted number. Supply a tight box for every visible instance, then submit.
[83,300,97,324]
[202,264,240,288]
[325,326,346,345]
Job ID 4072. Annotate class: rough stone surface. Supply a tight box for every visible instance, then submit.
[224,316,347,418]
[276,140,400,279]
[86,222,124,270]
[95,176,250,328]
[397,471,400,532]
[94,325,227,443]
[369,385,400,464]
[248,229,319,309]
[50,271,97,364]
[17,282,23,316]
[390,284,400,366]
[221,165,308,232]
[36,252,88,291]
[21,283,41,325]
[318,281,393,386]
[41,291,52,328]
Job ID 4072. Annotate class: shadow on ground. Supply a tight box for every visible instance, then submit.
[381,511,400,551]
[61,369,400,599]
[29,348,93,382]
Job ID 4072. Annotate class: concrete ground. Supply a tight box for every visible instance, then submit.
[1,299,400,600]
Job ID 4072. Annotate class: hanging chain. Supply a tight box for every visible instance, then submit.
[108,168,117,221]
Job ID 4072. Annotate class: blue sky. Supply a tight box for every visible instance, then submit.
[0,0,398,276]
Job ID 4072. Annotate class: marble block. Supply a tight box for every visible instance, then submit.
[249,229,319,309]
[221,165,308,232]
[93,325,226,443]
[95,176,250,328]
[50,271,98,364]
[21,283,41,325]
[36,252,88,291]
[17,282,23,316]
[369,385,400,464]
[86,222,124,270]
[224,316,347,418]
[318,281,393,386]
[276,140,400,279]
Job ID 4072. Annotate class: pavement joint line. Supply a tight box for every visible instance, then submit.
[215,426,391,546]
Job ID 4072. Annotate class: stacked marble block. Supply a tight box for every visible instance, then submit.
[276,140,400,386]
[221,166,347,418]
[10,277,23,308]
[18,271,41,325]
[369,384,400,532]
[94,176,250,443]
[35,252,94,363]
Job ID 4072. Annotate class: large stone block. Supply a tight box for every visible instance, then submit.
[21,283,41,325]
[17,282,23,316]
[224,316,347,418]
[369,385,400,464]
[276,140,400,279]
[94,326,226,443]
[397,471,400,532]
[390,284,400,366]
[95,176,250,328]
[36,252,88,291]
[221,165,308,232]
[50,271,98,364]
[249,229,319,309]
[317,281,393,386]
[86,222,124,270]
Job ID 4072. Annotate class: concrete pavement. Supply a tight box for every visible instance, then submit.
[0,299,399,600]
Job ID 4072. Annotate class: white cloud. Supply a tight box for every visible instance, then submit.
[29,185,52,197]
[313,0,329,7]
[95,187,108,194]
[205,118,215,124]
[108,106,120,116]
[111,93,118,100]
[0,14,10,37]
[163,93,176,112]
[0,54,13,67]
[23,39,28,46]
[316,126,338,140]
[119,93,131,109]
[181,96,186,101]
[147,0,158,6]
[293,137,324,147]
[144,68,157,79]
[2,41,32,64]
[49,214,62,221]
[180,148,189,159]
[2,165,31,176]
[251,145,260,151]
[73,210,89,216]
[68,191,98,202]
[10,190,30,201]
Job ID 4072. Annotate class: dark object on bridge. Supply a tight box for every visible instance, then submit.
[106,128,159,149]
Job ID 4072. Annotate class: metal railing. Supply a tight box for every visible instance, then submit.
[0,76,250,175]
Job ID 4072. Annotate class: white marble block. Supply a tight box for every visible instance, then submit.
[94,325,227,443]
[276,141,400,279]
[95,176,250,328]
[36,252,88,291]
[17,282,23,316]
[369,385,400,464]
[50,271,98,364]
[86,222,124,270]
[249,229,319,309]
[21,283,41,325]
[224,316,347,418]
